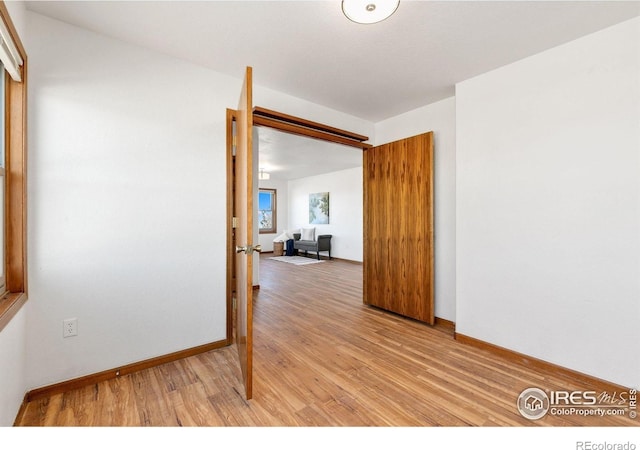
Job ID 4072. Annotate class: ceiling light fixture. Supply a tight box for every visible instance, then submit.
[342,0,400,24]
[258,168,270,180]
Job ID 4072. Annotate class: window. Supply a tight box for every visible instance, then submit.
[258,188,277,234]
[0,1,28,332]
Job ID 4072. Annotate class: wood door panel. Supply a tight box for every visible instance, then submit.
[364,132,434,324]
[234,67,253,399]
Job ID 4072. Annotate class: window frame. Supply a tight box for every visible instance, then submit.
[0,1,28,332]
[258,188,277,234]
[0,64,5,296]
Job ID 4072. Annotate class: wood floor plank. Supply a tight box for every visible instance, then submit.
[15,255,638,427]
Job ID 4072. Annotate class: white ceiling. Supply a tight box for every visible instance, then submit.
[25,0,640,179]
[257,127,363,180]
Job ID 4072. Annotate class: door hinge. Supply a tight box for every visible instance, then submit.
[232,295,237,310]
[232,217,238,228]
[232,134,237,156]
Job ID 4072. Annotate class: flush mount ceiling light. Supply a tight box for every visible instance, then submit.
[342,0,400,24]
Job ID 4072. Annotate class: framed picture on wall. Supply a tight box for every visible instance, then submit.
[309,192,329,224]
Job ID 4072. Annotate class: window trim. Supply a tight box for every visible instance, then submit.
[0,65,5,296]
[0,1,27,332]
[258,188,277,234]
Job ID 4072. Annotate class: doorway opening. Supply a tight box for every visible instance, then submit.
[253,125,365,286]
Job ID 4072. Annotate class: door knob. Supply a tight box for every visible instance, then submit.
[236,244,262,255]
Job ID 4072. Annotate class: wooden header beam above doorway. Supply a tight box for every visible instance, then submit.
[253,106,372,150]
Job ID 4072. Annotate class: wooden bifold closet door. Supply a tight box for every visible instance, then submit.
[363,132,434,325]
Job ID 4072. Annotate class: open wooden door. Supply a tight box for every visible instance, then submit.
[233,66,255,399]
[363,132,435,325]
[226,67,373,400]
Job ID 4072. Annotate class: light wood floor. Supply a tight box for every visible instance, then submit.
[16,254,638,426]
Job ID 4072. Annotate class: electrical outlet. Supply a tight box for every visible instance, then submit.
[63,318,78,338]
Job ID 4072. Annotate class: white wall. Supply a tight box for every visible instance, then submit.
[25,12,231,389]
[375,97,457,322]
[0,0,28,427]
[456,17,640,388]
[288,167,363,262]
[5,0,26,34]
